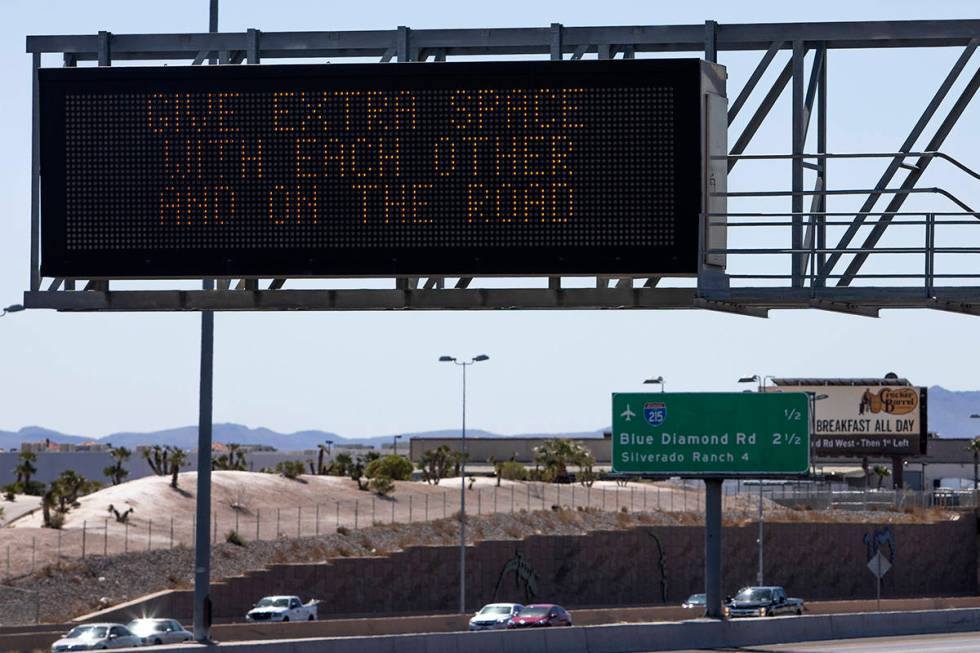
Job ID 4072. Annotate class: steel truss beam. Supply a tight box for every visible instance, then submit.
[23,18,980,314]
[21,285,980,313]
[26,20,980,59]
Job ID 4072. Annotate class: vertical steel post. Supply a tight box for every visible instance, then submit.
[757,483,764,585]
[30,53,41,291]
[193,6,219,643]
[459,362,467,614]
[816,45,828,281]
[704,478,723,619]
[791,41,805,287]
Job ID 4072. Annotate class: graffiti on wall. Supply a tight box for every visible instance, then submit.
[647,529,669,603]
[492,548,540,604]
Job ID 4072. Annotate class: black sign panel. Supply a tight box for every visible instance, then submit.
[39,59,703,278]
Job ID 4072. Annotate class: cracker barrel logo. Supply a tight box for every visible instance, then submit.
[858,387,918,416]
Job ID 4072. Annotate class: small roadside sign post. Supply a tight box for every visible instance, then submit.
[612,392,811,619]
[867,551,892,611]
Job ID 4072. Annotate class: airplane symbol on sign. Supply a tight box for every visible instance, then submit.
[620,404,636,422]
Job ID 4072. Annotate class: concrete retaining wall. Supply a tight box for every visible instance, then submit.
[79,517,978,624]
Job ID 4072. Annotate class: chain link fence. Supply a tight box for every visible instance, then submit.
[1,479,969,582]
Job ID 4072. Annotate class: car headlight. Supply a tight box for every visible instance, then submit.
[723,607,730,616]
[759,608,767,616]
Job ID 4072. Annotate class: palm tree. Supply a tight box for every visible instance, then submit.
[967,438,980,506]
[872,464,891,489]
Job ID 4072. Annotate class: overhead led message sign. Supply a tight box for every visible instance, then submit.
[39,59,705,278]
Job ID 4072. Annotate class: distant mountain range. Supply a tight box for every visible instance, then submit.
[0,424,605,452]
[1,385,977,451]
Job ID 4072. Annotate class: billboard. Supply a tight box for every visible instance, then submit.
[611,393,810,476]
[38,59,714,279]
[769,385,927,456]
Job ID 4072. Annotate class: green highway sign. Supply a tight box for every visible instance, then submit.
[611,392,810,476]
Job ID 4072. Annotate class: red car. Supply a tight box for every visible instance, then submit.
[506,604,572,628]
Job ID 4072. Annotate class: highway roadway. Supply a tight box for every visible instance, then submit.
[662,631,980,652]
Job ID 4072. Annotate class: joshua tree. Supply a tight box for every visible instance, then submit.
[107,503,134,524]
[142,445,170,476]
[42,470,98,527]
[14,451,38,488]
[420,446,454,485]
[315,443,331,475]
[169,448,188,489]
[103,446,132,485]
[212,443,247,471]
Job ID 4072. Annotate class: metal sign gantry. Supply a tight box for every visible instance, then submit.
[23,19,980,316]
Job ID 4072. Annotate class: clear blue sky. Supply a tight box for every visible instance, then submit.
[0,0,977,439]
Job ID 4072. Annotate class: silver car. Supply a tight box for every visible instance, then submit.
[126,619,193,646]
[468,603,523,631]
[51,624,141,651]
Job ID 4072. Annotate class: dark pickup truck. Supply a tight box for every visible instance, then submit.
[724,586,804,618]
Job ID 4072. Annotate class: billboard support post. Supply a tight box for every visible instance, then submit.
[704,478,723,619]
[193,0,219,644]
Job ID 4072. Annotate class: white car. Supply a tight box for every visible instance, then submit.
[51,623,141,651]
[468,603,524,631]
[246,595,318,622]
[125,619,192,646]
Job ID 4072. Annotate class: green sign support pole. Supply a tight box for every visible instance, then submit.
[704,478,723,619]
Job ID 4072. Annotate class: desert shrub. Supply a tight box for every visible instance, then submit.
[369,476,395,497]
[274,460,306,480]
[528,468,555,483]
[336,525,350,536]
[2,484,15,501]
[498,461,528,481]
[225,530,246,547]
[46,511,65,529]
[365,455,413,481]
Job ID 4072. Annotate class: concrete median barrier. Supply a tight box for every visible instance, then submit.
[118,607,980,653]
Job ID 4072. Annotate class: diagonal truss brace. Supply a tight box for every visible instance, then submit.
[819,38,979,285]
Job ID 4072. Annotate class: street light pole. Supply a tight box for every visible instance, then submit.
[0,304,25,317]
[439,354,489,614]
[643,376,665,393]
[739,373,768,585]
[393,435,403,457]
